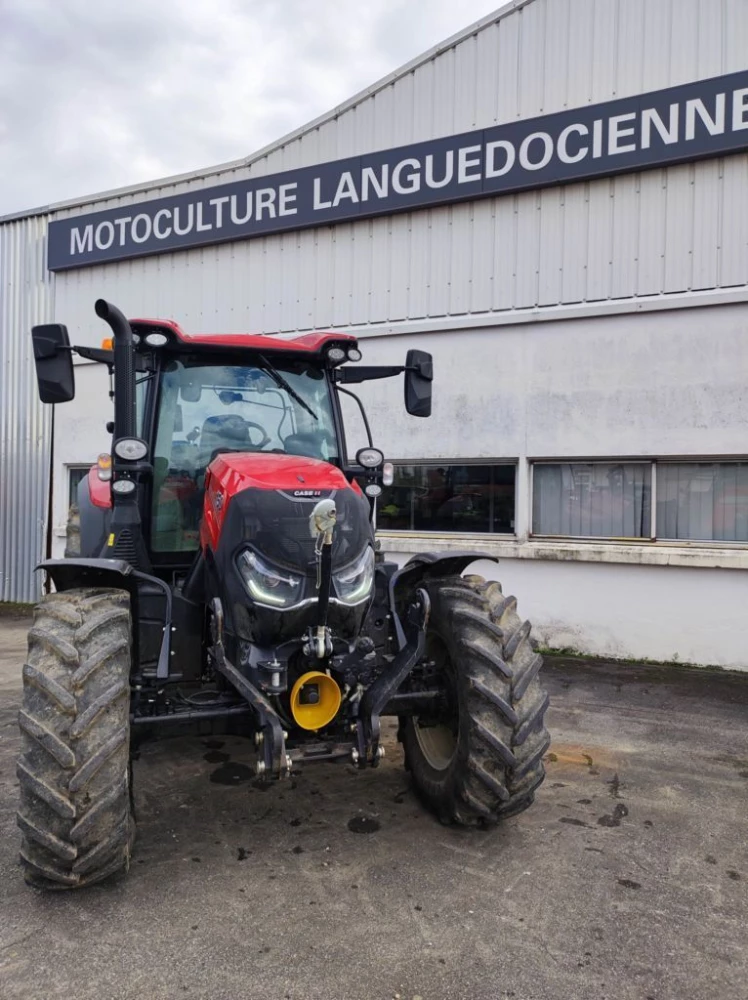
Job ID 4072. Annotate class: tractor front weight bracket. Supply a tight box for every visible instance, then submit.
[355,587,430,766]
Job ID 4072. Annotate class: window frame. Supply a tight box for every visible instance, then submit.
[376,458,519,537]
[67,465,91,508]
[529,458,748,547]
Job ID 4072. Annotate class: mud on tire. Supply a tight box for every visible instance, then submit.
[17,588,134,889]
[402,575,550,826]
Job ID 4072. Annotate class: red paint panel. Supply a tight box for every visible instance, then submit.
[87,466,111,509]
[130,318,357,354]
[199,453,355,551]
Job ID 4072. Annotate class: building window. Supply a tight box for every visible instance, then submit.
[68,465,90,507]
[657,463,748,542]
[532,463,652,539]
[532,460,748,544]
[378,463,516,533]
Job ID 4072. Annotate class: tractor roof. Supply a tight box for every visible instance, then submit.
[129,318,357,355]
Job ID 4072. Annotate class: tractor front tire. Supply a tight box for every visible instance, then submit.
[17,588,135,889]
[402,575,550,827]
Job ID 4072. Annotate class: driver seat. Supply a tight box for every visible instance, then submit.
[198,414,251,468]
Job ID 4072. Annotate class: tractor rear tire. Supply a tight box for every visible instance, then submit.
[17,588,134,889]
[402,574,550,827]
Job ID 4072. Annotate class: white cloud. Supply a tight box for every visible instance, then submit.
[0,0,501,215]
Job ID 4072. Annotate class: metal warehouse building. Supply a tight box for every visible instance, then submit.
[2,0,748,667]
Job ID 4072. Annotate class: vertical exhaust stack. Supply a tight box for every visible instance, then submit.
[95,299,136,441]
[94,299,150,570]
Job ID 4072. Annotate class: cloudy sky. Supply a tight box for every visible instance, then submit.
[0,0,501,216]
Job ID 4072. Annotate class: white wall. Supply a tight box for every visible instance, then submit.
[383,552,748,670]
[52,364,111,555]
[355,301,748,534]
[51,300,748,668]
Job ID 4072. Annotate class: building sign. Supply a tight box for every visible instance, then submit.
[48,70,748,271]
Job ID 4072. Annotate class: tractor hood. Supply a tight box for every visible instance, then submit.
[201,452,373,571]
[201,452,375,647]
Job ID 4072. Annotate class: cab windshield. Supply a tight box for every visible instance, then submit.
[151,357,338,552]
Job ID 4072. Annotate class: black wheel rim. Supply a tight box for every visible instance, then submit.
[413,632,458,771]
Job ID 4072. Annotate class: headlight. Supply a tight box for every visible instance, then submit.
[114,437,148,461]
[356,447,384,469]
[333,546,375,605]
[238,550,303,608]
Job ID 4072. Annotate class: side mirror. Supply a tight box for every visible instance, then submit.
[404,349,433,418]
[31,324,75,404]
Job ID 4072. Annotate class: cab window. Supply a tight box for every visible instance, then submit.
[151,358,338,552]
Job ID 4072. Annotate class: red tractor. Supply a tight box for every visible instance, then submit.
[20,300,549,889]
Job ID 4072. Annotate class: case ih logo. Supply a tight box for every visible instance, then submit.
[293,489,322,498]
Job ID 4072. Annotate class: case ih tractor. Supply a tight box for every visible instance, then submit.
[20,300,550,889]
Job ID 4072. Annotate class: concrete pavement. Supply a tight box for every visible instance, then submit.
[1,615,746,1000]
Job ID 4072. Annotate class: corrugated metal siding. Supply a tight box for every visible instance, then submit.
[0,216,54,601]
[44,0,748,338]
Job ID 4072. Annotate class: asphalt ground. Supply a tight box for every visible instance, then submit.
[0,612,746,1000]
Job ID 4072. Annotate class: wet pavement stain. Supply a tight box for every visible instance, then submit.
[237,848,251,861]
[617,878,641,890]
[204,751,230,764]
[705,855,717,864]
[726,870,742,881]
[559,817,588,827]
[348,816,381,834]
[607,773,622,798]
[210,762,253,785]
[203,740,225,750]
[598,803,629,827]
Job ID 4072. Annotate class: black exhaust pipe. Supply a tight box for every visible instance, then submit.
[95,298,136,440]
[94,299,150,570]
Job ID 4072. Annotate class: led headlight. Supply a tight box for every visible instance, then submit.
[145,332,168,347]
[347,347,362,362]
[326,346,346,365]
[333,546,375,605]
[238,550,303,608]
[356,447,384,469]
[114,437,148,461]
[112,478,136,495]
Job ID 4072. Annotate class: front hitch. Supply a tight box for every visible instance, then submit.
[354,587,430,766]
[209,599,290,780]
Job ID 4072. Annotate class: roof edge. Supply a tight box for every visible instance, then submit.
[0,1,532,225]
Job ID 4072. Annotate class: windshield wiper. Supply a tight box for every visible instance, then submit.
[259,355,318,422]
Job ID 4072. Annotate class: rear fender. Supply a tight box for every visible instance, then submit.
[77,472,111,557]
